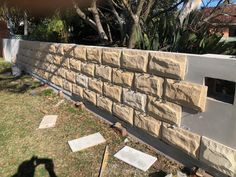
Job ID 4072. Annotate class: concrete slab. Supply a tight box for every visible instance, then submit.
[38,115,58,129]
[114,146,157,172]
[68,132,106,152]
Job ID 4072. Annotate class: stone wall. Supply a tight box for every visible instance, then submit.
[14,40,236,177]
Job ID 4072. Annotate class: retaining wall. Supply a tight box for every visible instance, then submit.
[3,39,236,176]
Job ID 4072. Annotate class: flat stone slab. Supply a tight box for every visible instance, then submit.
[68,132,106,152]
[38,115,58,129]
[114,146,157,171]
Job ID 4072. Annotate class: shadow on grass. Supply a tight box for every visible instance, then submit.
[12,156,57,177]
[149,170,167,177]
[0,74,43,94]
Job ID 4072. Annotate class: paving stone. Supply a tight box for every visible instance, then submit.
[68,132,106,152]
[38,115,58,129]
[114,146,157,172]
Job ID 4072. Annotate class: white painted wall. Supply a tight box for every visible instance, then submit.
[2,38,21,62]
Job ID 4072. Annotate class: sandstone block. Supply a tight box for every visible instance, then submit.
[122,49,149,72]
[149,52,187,80]
[83,89,97,105]
[135,73,163,97]
[165,79,208,112]
[62,80,72,92]
[95,65,112,82]
[65,70,76,83]
[72,84,83,98]
[48,44,58,53]
[147,98,182,126]
[61,57,70,69]
[113,103,134,125]
[73,46,87,61]
[87,47,102,63]
[70,58,81,71]
[88,78,103,94]
[63,44,75,56]
[113,69,134,87]
[200,136,236,177]
[53,55,63,66]
[97,96,113,113]
[57,68,67,78]
[81,63,95,77]
[102,48,121,67]
[123,89,147,112]
[76,74,89,88]
[162,124,201,158]
[104,83,122,102]
[134,111,161,137]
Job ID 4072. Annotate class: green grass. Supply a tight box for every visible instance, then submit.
[0,73,182,177]
[0,58,12,74]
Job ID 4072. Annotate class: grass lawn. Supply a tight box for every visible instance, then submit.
[0,60,182,177]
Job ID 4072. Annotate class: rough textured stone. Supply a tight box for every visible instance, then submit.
[88,78,103,94]
[200,136,236,177]
[162,124,201,158]
[135,73,163,97]
[113,69,134,87]
[57,68,67,78]
[62,80,72,92]
[61,57,70,69]
[53,55,63,66]
[76,74,89,88]
[73,46,86,61]
[81,63,95,77]
[122,49,149,72]
[147,98,182,126]
[123,89,147,112]
[63,44,75,56]
[165,79,208,112]
[149,52,187,80]
[65,70,76,83]
[113,103,134,125]
[104,83,122,102]
[134,111,161,137]
[83,89,97,105]
[72,84,83,98]
[97,96,113,113]
[70,58,81,71]
[102,48,121,67]
[87,47,102,63]
[95,65,112,82]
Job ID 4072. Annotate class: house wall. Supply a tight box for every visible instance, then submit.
[2,39,236,177]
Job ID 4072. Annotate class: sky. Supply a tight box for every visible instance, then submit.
[202,0,236,7]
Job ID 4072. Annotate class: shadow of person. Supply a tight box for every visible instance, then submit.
[12,156,57,177]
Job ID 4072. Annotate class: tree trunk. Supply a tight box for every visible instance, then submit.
[24,11,28,36]
[91,0,108,41]
[128,19,139,48]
